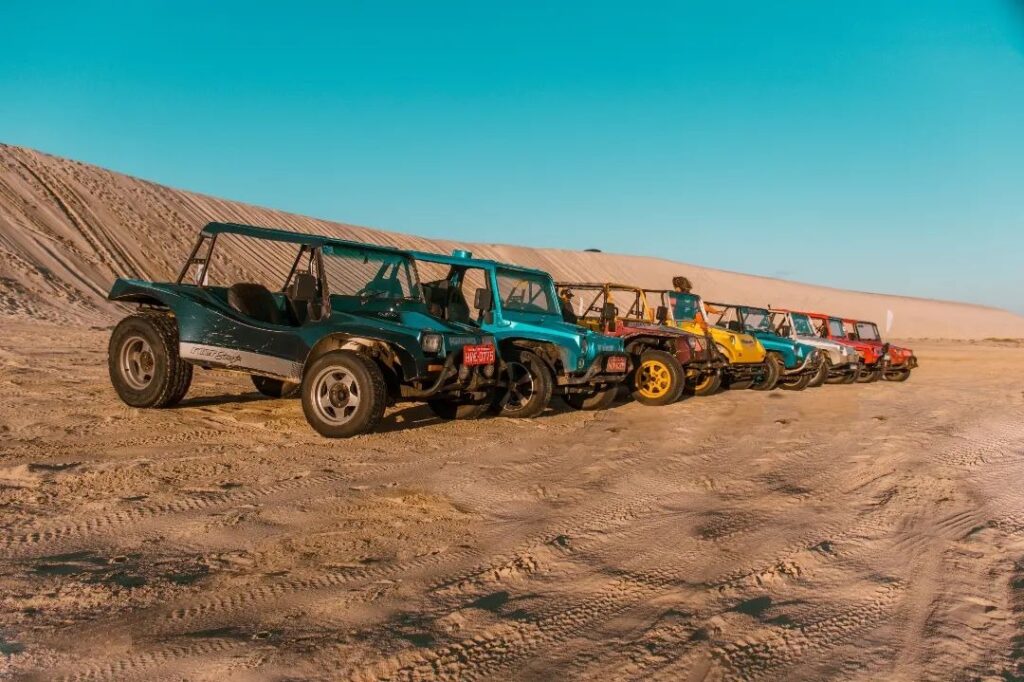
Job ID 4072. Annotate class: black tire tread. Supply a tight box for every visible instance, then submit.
[497,349,553,419]
[300,350,387,438]
[252,375,300,398]
[427,390,494,420]
[563,385,618,411]
[750,354,782,391]
[884,368,911,382]
[688,371,722,397]
[108,312,191,408]
[808,356,830,388]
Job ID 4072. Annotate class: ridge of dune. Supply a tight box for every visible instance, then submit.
[1,142,1021,338]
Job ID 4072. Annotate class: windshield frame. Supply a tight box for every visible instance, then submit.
[321,243,423,303]
[738,306,774,333]
[789,313,816,337]
[827,318,845,338]
[495,266,561,317]
[855,321,881,341]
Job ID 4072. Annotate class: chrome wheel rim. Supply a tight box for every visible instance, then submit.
[120,335,156,390]
[312,366,362,425]
[503,361,535,412]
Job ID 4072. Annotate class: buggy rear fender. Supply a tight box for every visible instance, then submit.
[107,278,194,315]
[108,279,175,308]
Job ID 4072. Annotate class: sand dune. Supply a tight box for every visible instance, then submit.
[2,143,1022,337]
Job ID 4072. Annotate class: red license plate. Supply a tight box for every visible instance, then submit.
[463,344,495,366]
[606,356,627,373]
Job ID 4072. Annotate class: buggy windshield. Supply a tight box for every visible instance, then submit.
[496,269,558,315]
[828,318,845,338]
[739,307,773,333]
[856,322,880,341]
[322,244,421,301]
[790,313,815,336]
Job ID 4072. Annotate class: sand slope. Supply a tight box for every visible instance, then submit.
[2,143,1022,337]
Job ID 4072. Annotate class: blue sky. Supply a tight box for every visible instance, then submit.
[2,2,1023,313]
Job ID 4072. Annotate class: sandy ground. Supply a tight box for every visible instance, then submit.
[0,320,1021,680]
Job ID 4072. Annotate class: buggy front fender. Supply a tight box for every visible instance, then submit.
[303,330,421,382]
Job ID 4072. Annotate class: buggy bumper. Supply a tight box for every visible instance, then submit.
[888,354,917,370]
[559,352,631,388]
[723,360,768,382]
[687,345,729,376]
[685,351,727,376]
[401,348,499,400]
[782,352,822,377]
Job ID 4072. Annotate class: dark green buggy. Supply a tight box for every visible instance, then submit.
[107,223,499,437]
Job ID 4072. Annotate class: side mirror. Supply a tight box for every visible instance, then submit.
[474,287,493,311]
[656,305,669,324]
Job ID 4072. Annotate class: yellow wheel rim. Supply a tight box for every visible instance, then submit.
[636,360,672,399]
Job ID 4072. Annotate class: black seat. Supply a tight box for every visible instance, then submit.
[285,273,319,324]
[447,287,472,324]
[421,279,471,323]
[227,282,286,326]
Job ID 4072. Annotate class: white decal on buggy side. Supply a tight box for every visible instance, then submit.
[180,343,302,381]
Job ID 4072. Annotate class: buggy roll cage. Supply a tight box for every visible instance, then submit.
[702,302,780,337]
[174,223,424,316]
[554,282,661,323]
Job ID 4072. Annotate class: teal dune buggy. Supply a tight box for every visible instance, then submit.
[410,249,631,416]
[704,302,823,391]
[106,223,500,437]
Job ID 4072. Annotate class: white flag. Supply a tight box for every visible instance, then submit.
[886,309,894,333]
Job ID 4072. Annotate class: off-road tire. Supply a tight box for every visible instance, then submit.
[563,385,618,411]
[109,313,193,408]
[780,369,813,391]
[301,351,386,438]
[808,357,830,388]
[750,354,782,391]
[494,349,553,418]
[857,367,883,383]
[884,368,911,382]
[629,349,685,406]
[252,375,300,398]
[427,390,494,420]
[687,371,722,397]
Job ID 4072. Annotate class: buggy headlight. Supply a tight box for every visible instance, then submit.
[420,333,443,354]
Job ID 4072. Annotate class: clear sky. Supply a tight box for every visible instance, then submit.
[2,2,1023,313]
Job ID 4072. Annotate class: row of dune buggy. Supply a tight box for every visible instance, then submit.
[106,222,918,438]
